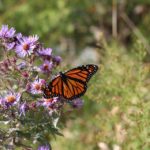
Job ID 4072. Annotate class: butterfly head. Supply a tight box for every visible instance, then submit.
[59,71,64,76]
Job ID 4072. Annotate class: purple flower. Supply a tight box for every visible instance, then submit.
[38,144,51,150]
[0,25,16,38]
[15,35,39,58]
[4,92,21,107]
[21,71,29,78]
[52,56,62,65]
[19,102,29,116]
[72,98,84,108]
[16,33,22,39]
[15,33,22,41]
[41,97,63,115]
[40,60,53,73]
[30,78,46,94]
[29,35,39,43]
[5,42,16,50]
[38,48,52,57]
[0,25,16,50]
[42,97,59,108]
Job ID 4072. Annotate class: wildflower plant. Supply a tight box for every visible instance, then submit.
[0,25,81,149]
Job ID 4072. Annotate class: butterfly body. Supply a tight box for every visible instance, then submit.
[59,72,68,83]
[43,64,98,100]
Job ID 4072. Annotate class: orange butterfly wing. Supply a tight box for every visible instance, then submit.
[65,64,98,82]
[43,76,62,98]
[43,64,98,100]
[61,77,87,99]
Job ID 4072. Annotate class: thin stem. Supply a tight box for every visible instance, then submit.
[112,0,118,38]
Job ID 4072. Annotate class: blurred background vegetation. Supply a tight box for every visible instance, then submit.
[0,0,150,149]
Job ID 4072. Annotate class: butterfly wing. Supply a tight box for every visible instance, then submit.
[43,76,62,98]
[61,77,87,99]
[43,75,87,99]
[43,64,98,100]
[65,64,98,82]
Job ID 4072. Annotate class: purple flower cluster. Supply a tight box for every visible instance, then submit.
[0,25,83,114]
[0,25,16,38]
[0,25,64,115]
[0,25,84,149]
[0,25,61,65]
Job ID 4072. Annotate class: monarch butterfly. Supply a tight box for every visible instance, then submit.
[43,64,98,100]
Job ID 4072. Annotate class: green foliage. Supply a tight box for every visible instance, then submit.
[51,41,150,150]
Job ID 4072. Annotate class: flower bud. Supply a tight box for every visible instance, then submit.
[22,72,29,78]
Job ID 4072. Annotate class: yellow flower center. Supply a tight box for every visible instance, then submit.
[34,84,41,91]
[43,64,49,70]
[6,95,16,103]
[45,99,53,103]
[23,44,29,51]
